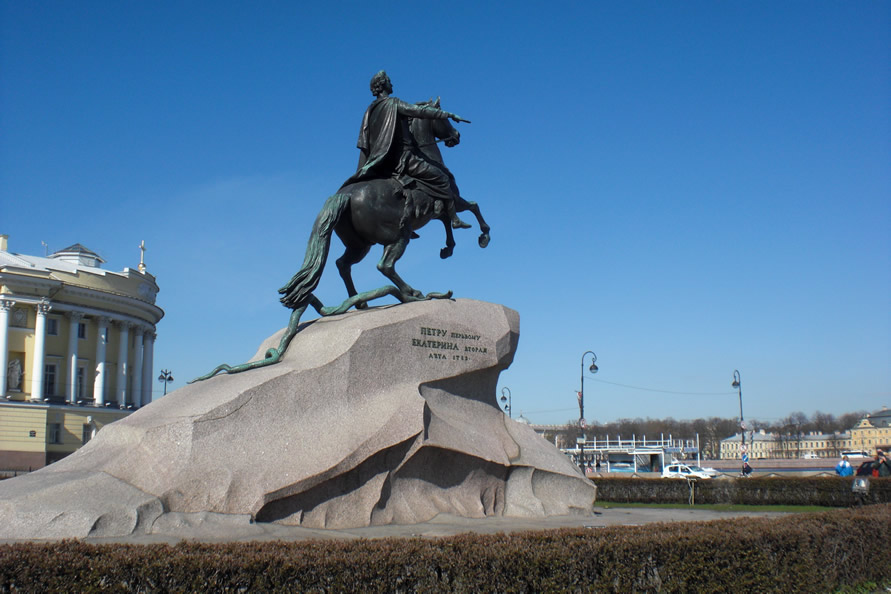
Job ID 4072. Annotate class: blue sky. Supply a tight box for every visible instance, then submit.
[2,2,889,426]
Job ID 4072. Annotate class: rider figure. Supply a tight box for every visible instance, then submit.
[341,70,471,230]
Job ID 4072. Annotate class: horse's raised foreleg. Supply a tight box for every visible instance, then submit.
[438,214,456,259]
[377,235,422,298]
[454,195,491,248]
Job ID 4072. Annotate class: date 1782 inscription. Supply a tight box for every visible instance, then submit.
[411,326,489,361]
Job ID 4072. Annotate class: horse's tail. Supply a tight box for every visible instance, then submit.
[279,193,350,309]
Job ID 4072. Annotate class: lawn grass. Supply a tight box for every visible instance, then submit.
[594,501,834,513]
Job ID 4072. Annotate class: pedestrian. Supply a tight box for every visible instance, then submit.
[835,455,854,477]
[872,450,891,477]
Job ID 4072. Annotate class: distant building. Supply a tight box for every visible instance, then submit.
[720,429,783,460]
[0,235,163,470]
[719,412,891,460]
[775,431,852,459]
[849,407,891,455]
[719,429,855,460]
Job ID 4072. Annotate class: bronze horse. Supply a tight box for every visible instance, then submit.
[279,99,489,309]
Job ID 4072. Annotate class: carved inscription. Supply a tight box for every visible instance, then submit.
[412,326,489,362]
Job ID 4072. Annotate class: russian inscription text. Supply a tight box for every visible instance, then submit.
[412,326,489,361]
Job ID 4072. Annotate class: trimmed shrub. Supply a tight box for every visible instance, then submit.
[0,505,888,591]
[593,476,891,506]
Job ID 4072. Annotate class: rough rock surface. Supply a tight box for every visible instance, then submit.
[0,299,595,539]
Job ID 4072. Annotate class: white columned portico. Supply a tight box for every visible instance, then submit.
[115,321,131,407]
[130,326,145,407]
[0,299,14,397]
[93,316,110,405]
[30,300,52,400]
[66,311,84,404]
[141,331,155,403]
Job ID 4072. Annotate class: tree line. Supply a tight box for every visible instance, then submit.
[548,410,869,460]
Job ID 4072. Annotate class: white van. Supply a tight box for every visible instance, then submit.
[662,463,712,480]
[841,450,870,458]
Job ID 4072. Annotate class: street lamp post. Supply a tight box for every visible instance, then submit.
[158,369,174,396]
[579,351,598,428]
[500,387,512,418]
[732,370,746,473]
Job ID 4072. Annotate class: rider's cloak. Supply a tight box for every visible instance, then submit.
[340,96,454,198]
[340,96,393,186]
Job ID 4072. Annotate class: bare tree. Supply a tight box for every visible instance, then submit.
[780,412,809,458]
[839,411,868,432]
[811,411,836,434]
[561,421,581,447]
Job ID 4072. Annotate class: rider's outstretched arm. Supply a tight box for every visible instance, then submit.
[395,98,468,123]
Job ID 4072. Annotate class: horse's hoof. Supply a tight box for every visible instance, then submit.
[440,247,454,259]
[478,233,490,248]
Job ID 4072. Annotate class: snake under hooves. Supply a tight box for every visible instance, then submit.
[189,287,452,383]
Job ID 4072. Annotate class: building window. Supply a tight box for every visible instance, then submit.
[77,322,87,340]
[48,423,62,444]
[82,424,92,445]
[76,366,86,400]
[47,318,59,336]
[43,364,57,397]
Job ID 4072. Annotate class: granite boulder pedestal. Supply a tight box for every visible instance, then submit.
[0,299,595,540]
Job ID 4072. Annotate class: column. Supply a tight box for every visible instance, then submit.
[141,331,155,403]
[30,299,52,400]
[130,326,145,408]
[66,311,84,404]
[0,299,14,397]
[115,321,131,408]
[93,316,109,405]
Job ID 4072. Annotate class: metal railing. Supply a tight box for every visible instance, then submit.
[569,434,700,453]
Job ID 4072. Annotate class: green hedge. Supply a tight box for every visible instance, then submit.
[1,505,889,591]
[594,476,891,506]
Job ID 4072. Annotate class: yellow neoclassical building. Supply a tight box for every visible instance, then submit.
[719,407,891,460]
[849,407,891,455]
[0,235,164,470]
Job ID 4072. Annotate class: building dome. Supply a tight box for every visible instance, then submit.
[866,406,891,428]
[50,243,105,268]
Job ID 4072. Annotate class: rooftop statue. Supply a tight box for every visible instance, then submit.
[193,71,490,382]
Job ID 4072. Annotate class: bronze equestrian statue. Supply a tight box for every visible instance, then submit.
[193,71,490,382]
